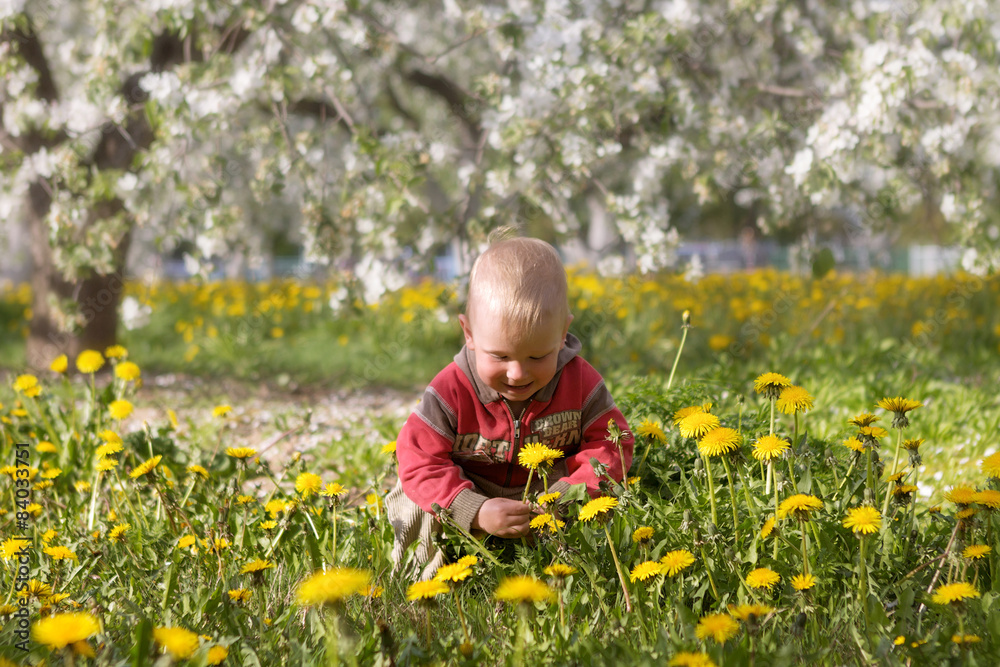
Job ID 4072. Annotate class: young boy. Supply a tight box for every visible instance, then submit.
[386,234,633,579]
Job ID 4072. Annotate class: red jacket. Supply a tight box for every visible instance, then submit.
[396,333,633,529]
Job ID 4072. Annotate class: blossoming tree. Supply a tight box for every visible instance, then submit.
[2,0,997,367]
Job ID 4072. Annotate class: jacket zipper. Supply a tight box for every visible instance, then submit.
[502,399,527,488]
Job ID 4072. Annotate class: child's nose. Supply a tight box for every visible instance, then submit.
[506,361,526,380]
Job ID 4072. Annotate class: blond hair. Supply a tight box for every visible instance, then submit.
[466,236,569,343]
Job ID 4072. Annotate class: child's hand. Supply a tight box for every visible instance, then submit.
[472,498,533,538]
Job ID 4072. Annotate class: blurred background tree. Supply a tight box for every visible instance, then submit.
[1,0,997,368]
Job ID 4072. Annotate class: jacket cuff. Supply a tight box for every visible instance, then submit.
[448,488,490,531]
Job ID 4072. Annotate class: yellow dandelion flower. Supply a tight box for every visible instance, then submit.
[236,494,256,505]
[207,645,229,665]
[322,483,347,498]
[13,374,39,394]
[974,489,1000,509]
[981,452,1000,479]
[791,573,816,591]
[669,651,717,667]
[945,485,977,506]
[753,372,791,398]
[530,513,565,533]
[213,404,232,418]
[153,626,200,659]
[407,579,450,601]
[679,412,720,439]
[75,350,104,374]
[902,438,924,451]
[240,559,274,574]
[842,437,865,453]
[95,442,123,458]
[877,397,922,428]
[893,635,906,646]
[518,443,564,470]
[760,516,776,539]
[115,361,141,382]
[543,563,577,578]
[20,579,52,599]
[957,507,978,520]
[777,494,823,521]
[494,576,555,603]
[727,603,775,621]
[177,535,197,551]
[36,441,57,453]
[660,550,696,577]
[695,613,740,643]
[632,526,654,543]
[962,545,991,560]
[296,567,374,607]
[96,458,118,472]
[226,447,257,459]
[952,634,981,644]
[697,427,741,457]
[104,345,127,359]
[538,491,562,505]
[672,403,712,426]
[745,567,781,590]
[433,562,473,583]
[50,354,68,374]
[858,426,889,441]
[848,413,880,428]
[1,538,30,561]
[579,496,618,522]
[629,560,664,582]
[40,467,62,479]
[776,385,813,415]
[108,399,133,420]
[129,455,162,479]
[843,506,881,535]
[752,434,790,461]
[295,472,323,497]
[636,419,666,443]
[381,441,397,454]
[876,397,922,414]
[32,612,100,650]
[259,520,277,530]
[931,581,979,605]
[228,589,251,603]
[265,499,289,517]
[211,538,230,552]
[108,523,131,543]
[186,464,209,480]
[75,480,90,492]
[24,503,42,516]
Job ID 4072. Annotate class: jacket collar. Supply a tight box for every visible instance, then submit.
[454,332,582,405]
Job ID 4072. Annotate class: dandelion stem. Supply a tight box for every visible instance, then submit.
[768,398,775,436]
[331,505,338,563]
[87,471,102,531]
[453,589,471,645]
[521,468,535,503]
[735,464,759,518]
[704,456,719,528]
[881,428,904,526]
[838,456,858,493]
[859,536,870,630]
[721,456,740,542]
[513,605,527,667]
[666,325,688,390]
[772,466,780,561]
[604,525,632,613]
[865,448,875,506]
[699,545,719,600]
[800,521,810,576]
[636,437,653,478]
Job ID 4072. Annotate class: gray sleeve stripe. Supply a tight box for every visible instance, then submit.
[416,390,457,440]
[426,387,456,420]
[582,381,616,432]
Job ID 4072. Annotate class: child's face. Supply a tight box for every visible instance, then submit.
[459,308,572,404]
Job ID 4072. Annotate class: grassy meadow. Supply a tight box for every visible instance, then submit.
[0,269,999,664]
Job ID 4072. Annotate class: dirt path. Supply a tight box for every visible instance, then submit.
[124,373,420,462]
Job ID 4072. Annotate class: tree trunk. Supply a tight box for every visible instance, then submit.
[25,185,132,371]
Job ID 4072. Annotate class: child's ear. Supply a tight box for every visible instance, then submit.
[458,314,475,349]
[561,313,574,347]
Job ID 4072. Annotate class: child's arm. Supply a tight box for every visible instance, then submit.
[550,381,634,497]
[397,401,533,537]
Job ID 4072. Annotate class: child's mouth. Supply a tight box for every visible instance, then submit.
[504,382,532,394]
